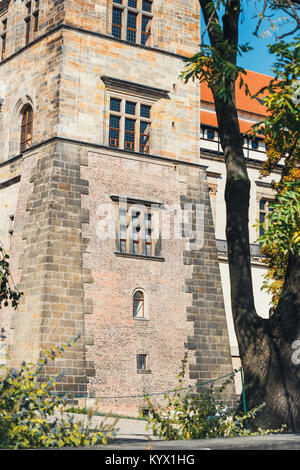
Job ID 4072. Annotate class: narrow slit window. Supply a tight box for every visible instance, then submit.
[20,105,33,152]
[25,17,31,45]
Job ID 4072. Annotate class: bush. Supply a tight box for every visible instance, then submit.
[0,334,116,449]
[144,354,286,440]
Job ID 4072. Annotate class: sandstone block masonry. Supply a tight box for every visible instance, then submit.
[0,0,235,410]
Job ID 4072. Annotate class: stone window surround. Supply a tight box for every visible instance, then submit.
[108,96,152,153]
[109,0,153,46]
[255,181,275,237]
[132,287,149,320]
[8,95,36,159]
[136,352,151,374]
[24,0,40,45]
[110,194,163,259]
[101,76,169,156]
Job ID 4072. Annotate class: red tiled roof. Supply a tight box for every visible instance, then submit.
[200,70,272,125]
[200,110,260,134]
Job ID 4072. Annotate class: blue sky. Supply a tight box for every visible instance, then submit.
[200,1,297,77]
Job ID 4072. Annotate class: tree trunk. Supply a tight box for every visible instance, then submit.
[214,92,300,432]
[199,0,300,431]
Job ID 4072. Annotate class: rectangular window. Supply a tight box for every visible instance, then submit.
[259,199,273,237]
[127,11,137,43]
[112,7,122,39]
[114,201,159,258]
[142,0,152,12]
[33,10,39,34]
[141,16,151,46]
[25,17,31,45]
[109,115,120,148]
[125,101,136,115]
[1,20,7,60]
[112,0,153,46]
[140,121,150,154]
[137,354,147,370]
[108,96,151,154]
[124,118,135,151]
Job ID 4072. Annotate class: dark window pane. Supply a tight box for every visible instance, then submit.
[127,12,137,43]
[140,121,150,153]
[133,292,144,318]
[112,7,122,38]
[128,0,137,7]
[252,139,258,150]
[259,199,266,211]
[124,118,135,151]
[137,354,146,370]
[141,16,151,46]
[140,104,151,118]
[109,115,120,147]
[207,129,215,140]
[125,101,136,115]
[110,97,121,112]
[113,0,123,3]
[142,0,152,12]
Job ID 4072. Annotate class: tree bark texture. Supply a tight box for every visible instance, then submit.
[200,0,300,431]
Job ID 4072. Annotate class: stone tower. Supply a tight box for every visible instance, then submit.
[0,0,235,412]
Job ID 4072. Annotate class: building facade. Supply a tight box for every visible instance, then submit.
[0,0,238,413]
[200,74,281,393]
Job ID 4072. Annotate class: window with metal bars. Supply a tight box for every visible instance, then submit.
[20,105,33,153]
[111,0,152,46]
[137,354,147,370]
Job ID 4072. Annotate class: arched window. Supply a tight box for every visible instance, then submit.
[133,290,144,318]
[20,105,33,152]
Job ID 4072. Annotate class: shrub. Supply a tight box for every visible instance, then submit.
[144,354,286,440]
[0,335,116,449]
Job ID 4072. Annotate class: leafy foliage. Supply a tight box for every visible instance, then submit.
[0,246,23,310]
[252,39,300,308]
[0,335,116,449]
[144,355,286,440]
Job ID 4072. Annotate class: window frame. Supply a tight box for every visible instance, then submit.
[111,0,153,47]
[1,18,7,61]
[111,195,162,260]
[107,94,152,154]
[24,0,40,45]
[20,105,33,153]
[133,290,145,319]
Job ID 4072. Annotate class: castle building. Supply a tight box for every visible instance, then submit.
[0,0,278,413]
[0,0,237,413]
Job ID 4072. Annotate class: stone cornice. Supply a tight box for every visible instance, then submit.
[101,76,170,100]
